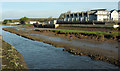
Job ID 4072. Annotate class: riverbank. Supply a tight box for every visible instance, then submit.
[2,27,120,67]
[35,28,120,41]
[57,26,120,32]
[2,24,34,28]
[1,35,28,70]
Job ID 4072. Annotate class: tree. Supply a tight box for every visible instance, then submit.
[3,20,12,24]
[20,17,29,24]
[9,20,12,23]
[3,20,8,24]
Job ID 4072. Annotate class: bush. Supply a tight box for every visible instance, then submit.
[20,17,29,24]
[3,20,12,24]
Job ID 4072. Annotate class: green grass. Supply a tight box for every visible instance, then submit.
[35,29,120,37]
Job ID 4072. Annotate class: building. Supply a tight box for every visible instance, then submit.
[28,21,37,24]
[92,9,109,22]
[110,9,119,21]
[13,22,20,24]
[7,22,20,25]
[44,20,57,24]
[118,10,120,21]
[61,9,119,22]
[50,20,57,24]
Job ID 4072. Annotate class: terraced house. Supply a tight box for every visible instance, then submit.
[61,9,119,22]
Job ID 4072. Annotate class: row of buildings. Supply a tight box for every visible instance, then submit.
[5,9,120,25]
[60,9,119,22]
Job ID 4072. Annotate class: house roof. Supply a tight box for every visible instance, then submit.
[110,10,115,13]
[118,10,120,12]
[91,9,107,11]
[110,9,117,13]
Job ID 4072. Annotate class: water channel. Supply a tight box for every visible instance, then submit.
[2,25,118,69]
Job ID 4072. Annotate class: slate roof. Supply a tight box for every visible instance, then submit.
[91,9,107,11]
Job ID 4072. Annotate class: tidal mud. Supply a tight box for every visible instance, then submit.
[2,27,120,67]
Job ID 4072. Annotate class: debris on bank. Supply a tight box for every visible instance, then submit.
[1,40,28,71]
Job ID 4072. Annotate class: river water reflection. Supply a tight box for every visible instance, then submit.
[2,25,118,69]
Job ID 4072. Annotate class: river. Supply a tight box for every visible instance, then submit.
[2,25,118,69]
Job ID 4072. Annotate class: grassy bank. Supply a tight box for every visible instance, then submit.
[35,29,120,41]
[57,26,120,31]
[2,40,28,70]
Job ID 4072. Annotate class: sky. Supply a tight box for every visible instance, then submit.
[0,1,119,20]
[0,0,120,2]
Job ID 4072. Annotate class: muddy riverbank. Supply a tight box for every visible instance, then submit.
[3,30,119,69]
[0,35,28,70]
[2,27,120,67]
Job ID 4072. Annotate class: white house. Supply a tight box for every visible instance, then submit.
[13,22,20,24]
[28,21,37,24]
[93,9,109,21]
[110,10,119,21]
[8,22,20,25]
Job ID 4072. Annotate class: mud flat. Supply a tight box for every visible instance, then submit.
[1,35,28,70]
[3,27,120,67]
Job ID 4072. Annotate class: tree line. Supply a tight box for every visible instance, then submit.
[3,16,58,25]
[3,17,29,25]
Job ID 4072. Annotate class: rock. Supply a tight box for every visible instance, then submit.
[80,53,83,55]
[74,52,77,55]
[70,50,73,52]
[76,52,80,55]
[63,49,67,51]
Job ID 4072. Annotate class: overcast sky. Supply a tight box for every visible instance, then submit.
[0,1,119,21]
